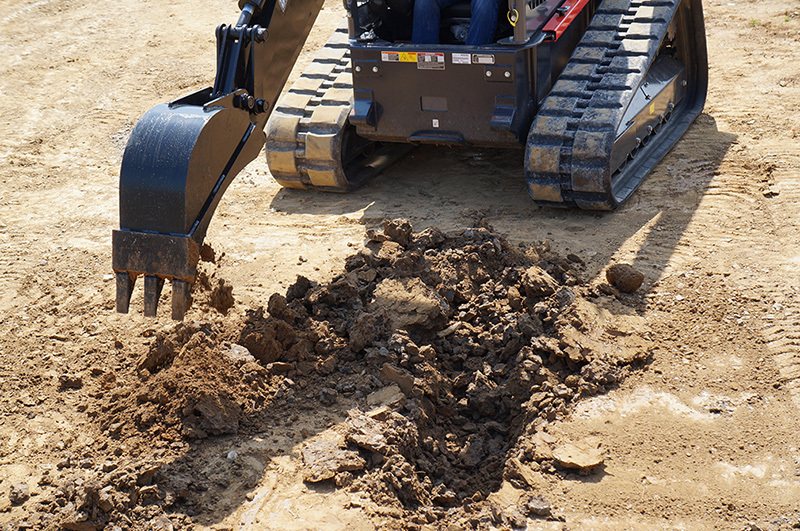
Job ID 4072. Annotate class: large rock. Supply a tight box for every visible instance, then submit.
[369,277,449,330]
[302,440,366,482]
[521,266,559,298]
[552,439,604,473]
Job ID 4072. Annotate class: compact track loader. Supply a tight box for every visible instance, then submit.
[113,0,708,319]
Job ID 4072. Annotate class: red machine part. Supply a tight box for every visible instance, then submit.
[543,0,593,40]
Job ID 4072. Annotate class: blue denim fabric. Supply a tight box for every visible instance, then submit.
[412,0,503,45]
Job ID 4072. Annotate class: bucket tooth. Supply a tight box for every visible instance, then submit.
[115,272,136,314]
[171,280,191,321]
[143,276,165,317]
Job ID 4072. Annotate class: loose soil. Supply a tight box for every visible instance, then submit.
[1,0,800,530]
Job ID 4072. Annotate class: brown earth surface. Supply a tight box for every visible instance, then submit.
[1,0,800,529]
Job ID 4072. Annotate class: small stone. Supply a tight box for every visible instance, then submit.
[526,495,552,516]
[606,263,644,293]
[222,343,255,366]
[507,286,523,310]
[9,483,30,505]
[554,384,571,398]
[267,362,295,372]
[521,266,559,297]
[345,413,392,455]
[149,516,174,531]
[97,486,114,513]
[379,364,414,396]
[566,253,584,265]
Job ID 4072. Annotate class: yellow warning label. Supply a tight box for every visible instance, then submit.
[649,102,656,115]
[399,52,418,62]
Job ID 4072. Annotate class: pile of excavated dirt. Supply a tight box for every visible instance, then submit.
[24,220,649,530]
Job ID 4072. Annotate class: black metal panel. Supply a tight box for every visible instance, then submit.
[610,56,687,174]
[350,44,537,147]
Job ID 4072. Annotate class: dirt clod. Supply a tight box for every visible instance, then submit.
[552,440,604,473]
[58,374,83,390]
[9,483,30,505]
[525,495,552,517]
[606,263,645,293]
[302,440,366,482]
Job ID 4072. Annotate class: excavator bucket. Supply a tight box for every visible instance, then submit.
[113,0,323,319]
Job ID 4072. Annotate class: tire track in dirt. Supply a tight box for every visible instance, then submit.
[0,0,57,26]
[756,155,800,406]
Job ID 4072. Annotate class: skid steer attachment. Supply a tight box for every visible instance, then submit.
[113,0,324,319]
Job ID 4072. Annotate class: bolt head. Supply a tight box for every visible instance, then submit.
[372,66,378,73]
[355,65,361,72]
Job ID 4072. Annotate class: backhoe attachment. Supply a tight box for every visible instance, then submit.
[113,0,324,319]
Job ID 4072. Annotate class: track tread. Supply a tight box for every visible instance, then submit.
[525,0,705,209]
[266,24,410,191]
[265,28,353,189]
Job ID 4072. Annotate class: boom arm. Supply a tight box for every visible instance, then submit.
[113,0,324,319]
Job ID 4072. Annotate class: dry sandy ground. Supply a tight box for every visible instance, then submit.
[1,0,800,529]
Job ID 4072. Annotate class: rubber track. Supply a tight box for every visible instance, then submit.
[265,26,354,190]
[526,0,686,210]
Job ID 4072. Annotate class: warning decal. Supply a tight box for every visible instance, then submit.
[381,51,419,63]
[381,51,445,70]
[417,52,445,70]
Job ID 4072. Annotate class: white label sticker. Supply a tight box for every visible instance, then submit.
[472,54,495,65]
[452,53,471,65]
